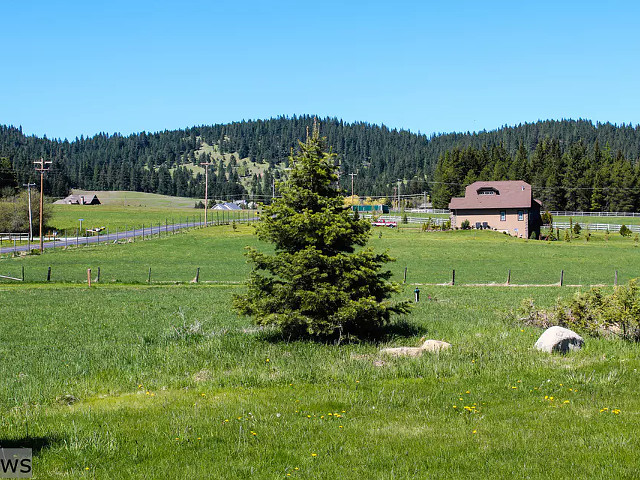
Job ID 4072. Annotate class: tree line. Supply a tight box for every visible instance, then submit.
[432,138,640,211]
[1,118,640,207]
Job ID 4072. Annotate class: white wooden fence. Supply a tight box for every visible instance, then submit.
[551,222,640,233]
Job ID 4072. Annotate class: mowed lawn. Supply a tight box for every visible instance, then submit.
[1,226,640,478]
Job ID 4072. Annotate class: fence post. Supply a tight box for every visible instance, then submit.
[507,269,511,285]
[560,270,564,287]
[615,270,618,287]
[148,267,151,284]
[142,224,145,240]
[22,266,24,281]
[97,267,101,283]
[451,269,455,286]
[87,268,91,287]
[47,266,51,282]
[403,267,407,284]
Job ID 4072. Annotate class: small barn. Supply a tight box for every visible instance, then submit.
[448,181,542,238]
[57,194,101,205]
[212,202,242,211]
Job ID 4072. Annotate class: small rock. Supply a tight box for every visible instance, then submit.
[421,340,452,352]
[381,338,452,357]
[534,326,584,354]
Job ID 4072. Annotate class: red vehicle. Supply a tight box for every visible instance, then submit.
[371,219,397,228]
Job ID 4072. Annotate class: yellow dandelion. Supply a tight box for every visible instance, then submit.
[201,393,206,397]
[266,358,270,362]
[472,430,477,434]
[339,425,343,428]
[453,405,457,409]
[224,419,229,422]
[563,400,570,404]
[197,437,201,440]
[466,391,470,394]
[328,413,333,416]
[311,453,318,457]
[307,415,311,418]
[85,467,90,470]
[295,468,299,471]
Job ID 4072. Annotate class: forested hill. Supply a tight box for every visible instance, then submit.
[1,117,640,208]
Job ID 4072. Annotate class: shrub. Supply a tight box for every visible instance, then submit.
[620,224,632,237]
[573,222,581,235]
[515,280,640,341]
[541,211,553,225]
[461,219,470,230]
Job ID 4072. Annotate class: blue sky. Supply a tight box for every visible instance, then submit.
[2,1,639,140]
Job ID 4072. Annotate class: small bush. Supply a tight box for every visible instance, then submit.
[515,280,640,341]
[620,224,632,237]
[541,211,553,225]
[461,219,470,230]
[573,223,581,235]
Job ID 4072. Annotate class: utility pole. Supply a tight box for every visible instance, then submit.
[200,160,214,225]
[396,179,402,210]
[349,171,358,199]
[23,183,36,247]
[34,157,51,252]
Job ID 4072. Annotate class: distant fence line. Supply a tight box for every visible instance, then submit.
[550,211,640,217]
[363,215,449,225]
[0,211,256,256]
[551,222,640,233]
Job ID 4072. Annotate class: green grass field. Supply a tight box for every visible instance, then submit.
[48,204,256,233]
[2,224,640,478]
[3,226,638,286]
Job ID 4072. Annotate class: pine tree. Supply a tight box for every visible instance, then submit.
[233,126,410,339]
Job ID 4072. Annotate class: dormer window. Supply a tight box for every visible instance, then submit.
[477,187,499,195]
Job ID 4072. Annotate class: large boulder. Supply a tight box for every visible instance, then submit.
[534,326,584,354]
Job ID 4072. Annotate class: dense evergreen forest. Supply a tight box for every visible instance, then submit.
[1,116,640,211]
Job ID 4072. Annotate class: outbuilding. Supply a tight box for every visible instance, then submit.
[448,181,542,238]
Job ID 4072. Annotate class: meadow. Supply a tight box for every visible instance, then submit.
[1,223,640,478]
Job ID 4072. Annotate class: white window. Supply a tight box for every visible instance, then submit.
[500,211,506,221]
[518,210,524,221]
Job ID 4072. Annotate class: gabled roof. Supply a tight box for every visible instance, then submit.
[449,181,535,210]
[212,202,242,210]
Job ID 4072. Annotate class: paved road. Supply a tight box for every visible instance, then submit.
[0,217,257,255]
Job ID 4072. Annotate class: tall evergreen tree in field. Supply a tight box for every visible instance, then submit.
[233,126,410,339]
